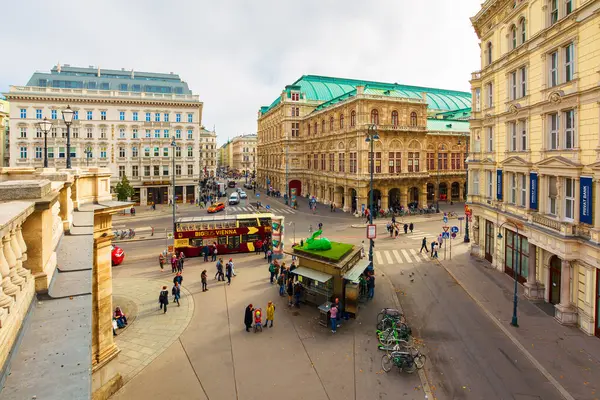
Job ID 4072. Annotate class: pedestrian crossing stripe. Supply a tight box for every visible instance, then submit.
[373,249,429,265]
[226,206,296,214]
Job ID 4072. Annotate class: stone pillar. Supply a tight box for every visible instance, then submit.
[11,229,30,282]
[182,186,187,203]
[555,259,577,325]
[400,187,408,208]
[343,191,352,213]
[419,183,427,208]
[3,235,25,291]
[524,243,543,300]
[381,194,389,211]
[21,202,57,293]
[459,183,464,201]
[59,184,73,232]
[0,245,15,311]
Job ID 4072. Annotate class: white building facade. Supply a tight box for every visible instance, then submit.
[5,65,205,205]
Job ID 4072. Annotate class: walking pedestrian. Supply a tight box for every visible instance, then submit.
[293,282,303,307]
[433,243,439,259]
[409,222,414,233]
[318,222,323,231]
[201,270,208,291]
[420,237,429,253]
[228,258,236,276]
[263,241,268,259]
[211,243,218,262]
[177,252,185,272]
[437,234,443,248]
[158,252,165,271]
[267,250,273,264]
[391,215,396,225]
[394,226,399,239]
[367,273,375,299]
[330,303,338,333]
[286,279,294,306]
[172,282,181,306]
[255,240,263,255]
[215,258,225,281]
[173,271,183,287]
[244,304,254,332]
[403,223,408,234]
[264,301,275,328]
[159,286,169,313]
[225,261,232,285]
[170,254,177,273]
[203,245,209,262]
[269,262,276,283]
[430,241,436,257]
[277,273,285,296]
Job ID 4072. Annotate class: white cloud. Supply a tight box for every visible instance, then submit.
[0,0,483,145]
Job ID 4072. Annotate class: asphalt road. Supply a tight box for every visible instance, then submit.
[114,201,563,400]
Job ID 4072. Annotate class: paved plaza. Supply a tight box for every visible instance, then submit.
[110,252,428,400]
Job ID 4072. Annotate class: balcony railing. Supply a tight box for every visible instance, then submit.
[9,86,200,102]
[532,213,561,232]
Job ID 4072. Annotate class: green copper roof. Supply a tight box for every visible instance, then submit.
[427,119,470,133]
[260,75,471,115]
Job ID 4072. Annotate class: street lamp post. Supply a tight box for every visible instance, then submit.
[171,139,177,236]
[84,147,92,167]
[36,118,53,168]
[459,136,470,243]
[497,221,520,327]
[366,124,380,268]
[61,105,74,169]
[284,145,289,205]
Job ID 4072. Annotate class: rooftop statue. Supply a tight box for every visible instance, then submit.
[304,229,332,251]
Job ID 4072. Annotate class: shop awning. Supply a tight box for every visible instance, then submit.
[294,267,333,283]
[343,259,370,283]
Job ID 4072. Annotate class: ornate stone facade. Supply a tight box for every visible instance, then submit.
[257,76,470,212]
[469,0,600,335]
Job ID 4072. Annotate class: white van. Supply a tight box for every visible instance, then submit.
[228,192,240,205]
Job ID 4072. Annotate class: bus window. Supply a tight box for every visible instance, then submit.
[259,218,271,227]
[190,238,204,247]
[238,219,258,228]
[242,234,260,243]
[228,235,240,250]
[202,223,209,230]
[218,236,228,246]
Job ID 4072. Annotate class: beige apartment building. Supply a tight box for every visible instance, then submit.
[231,134,256,175]
[257,75,471,213]
[0,100,8,167]
[468,0,600,336]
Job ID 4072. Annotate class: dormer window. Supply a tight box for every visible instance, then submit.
[291,92,300,101]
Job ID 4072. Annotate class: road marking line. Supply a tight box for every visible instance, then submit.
[401,249,411,263]
[375,251,383,265]
[410,248,427,262]
[437,259,575,400]
[384,251,393,264]
[392,250,403,264]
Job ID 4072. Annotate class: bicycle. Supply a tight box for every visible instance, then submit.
[376,308,404,327]
[377,312,407,331]
[381,348,426,373]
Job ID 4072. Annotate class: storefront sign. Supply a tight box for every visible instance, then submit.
[496,169,503,201]
[580,176,593,224]
[529,172,538,210]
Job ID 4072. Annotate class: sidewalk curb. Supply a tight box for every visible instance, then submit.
[113,235,167,244]
[435,258,575,400]
[379,269,434,400]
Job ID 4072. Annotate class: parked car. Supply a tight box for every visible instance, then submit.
[208,202,225,213]
[244,182,253,189]
[229,193,240,205]
[228,181,236,188]
[111,245,125,266]
[239,191,247,199]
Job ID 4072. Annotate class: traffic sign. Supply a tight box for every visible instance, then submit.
[451,226,459,234]
[451,232,457,239]
[442,226,449,232]
[442,232,450,239]
[266,204,271,210]
[256,193,260,197]
[458,216,465,221]
[443,216,448,223]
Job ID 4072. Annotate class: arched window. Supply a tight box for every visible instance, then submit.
[511,25,517,50]
[391,111,399,127]
[487,42,493,65]
[322,119,326,133]
[314,122,318,134]
[520,18,526,44]
[350,111,356,127]
[340,114,344,129]
[330,116,334,131]
[370,109,379,125]
[410,112,418,127]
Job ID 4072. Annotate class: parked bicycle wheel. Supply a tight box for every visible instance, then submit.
[381,354,393,372]
[413,353,426,369]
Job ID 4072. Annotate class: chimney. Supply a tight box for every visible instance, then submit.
[356,85,364,95]
[97,66,101,77]
[131,69,135,79]
[421,92,427,103]
[57,62,61,73]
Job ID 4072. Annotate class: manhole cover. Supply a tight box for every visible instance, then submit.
[292,311,300,316]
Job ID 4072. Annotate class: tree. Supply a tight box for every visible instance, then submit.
[115,175,135,201]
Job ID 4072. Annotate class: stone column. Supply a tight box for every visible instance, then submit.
[459,182,464,201]
[182,186,187,203]
[419,183,427,208]
[381,194,389,211]
[16,226,27,263]
[524,243,543,300]
[21,201,57,293]
[3,235,25,291]
[555,259,577,325]
[400,187,408,208]
[0,245,15,310]
[343,191,352,213]
[11,229,30,282]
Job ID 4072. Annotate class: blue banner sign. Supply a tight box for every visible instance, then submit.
[580,176,593,225]
[529,172,538,210]
[496,169,503,201]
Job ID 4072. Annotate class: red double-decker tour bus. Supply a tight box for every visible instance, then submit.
[174,213,274,257]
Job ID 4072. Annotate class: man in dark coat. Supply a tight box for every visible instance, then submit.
[244,304,254,332]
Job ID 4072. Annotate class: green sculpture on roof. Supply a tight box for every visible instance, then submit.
[304,229,332,251]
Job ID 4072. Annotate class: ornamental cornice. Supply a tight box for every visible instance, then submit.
[5,93,202,109]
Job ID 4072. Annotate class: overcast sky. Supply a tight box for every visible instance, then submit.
[1,0,483,145]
